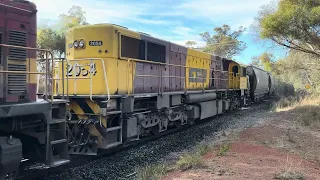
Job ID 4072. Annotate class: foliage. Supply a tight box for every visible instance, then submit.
[258,0,320,57]
[58,5,88,32]
[37,6,88,58]
[272,50,320,92]
[274,80,295,97]
[37,28,64,58]
[185,41,197,49]
[251,52,275,72]
[251,56,263,68]
[199,24,247,59]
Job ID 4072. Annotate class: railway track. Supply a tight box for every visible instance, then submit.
[17,97,276,180]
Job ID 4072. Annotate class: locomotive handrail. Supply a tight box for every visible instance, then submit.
[0,44,54,102]
[52,58,70,99]
[236,73,240,89]
[124,57,229,97]
[53,58,109,103]
[228,72,233,89]
[40,58,70,100]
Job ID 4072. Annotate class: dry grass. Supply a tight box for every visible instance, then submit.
[137,144,213,179]
[274,156,305,180]
[275,95,320,129]
[175,153,203,170]
[275,171,305,180]
[275,94,320,112]
[137,164,169,180]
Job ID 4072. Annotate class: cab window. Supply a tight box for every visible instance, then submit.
[121,35,145,60]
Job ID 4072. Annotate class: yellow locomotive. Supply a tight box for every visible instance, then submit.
[53,24,250,155]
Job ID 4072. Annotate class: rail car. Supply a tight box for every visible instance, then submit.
[52,24,276,156]
[0,1,69,179]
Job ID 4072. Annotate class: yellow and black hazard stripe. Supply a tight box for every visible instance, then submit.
[67,98,107,128]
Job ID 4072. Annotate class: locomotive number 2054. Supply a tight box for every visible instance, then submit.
[66,62,97,77]
[89,41,103,46]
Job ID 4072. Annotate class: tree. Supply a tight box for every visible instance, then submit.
[251,0,278,43]
[185,41,197,49]
[251,52,275,72]
[272,49,320,91]
[199,24,247,59]
[58,5,88,31]
[37,28,65,58]
[258,0,320,57]
[250,56,263,68]
[37,6,88,58]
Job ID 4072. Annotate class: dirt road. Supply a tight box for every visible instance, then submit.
[162,97,320,180]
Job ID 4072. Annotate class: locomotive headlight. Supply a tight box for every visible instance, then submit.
[73,40,79,48]
[79,39,85,48]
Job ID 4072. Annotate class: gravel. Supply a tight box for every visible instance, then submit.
[44,98,276,180]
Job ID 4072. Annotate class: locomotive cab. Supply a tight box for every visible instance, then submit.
[55,24,128,96]
[222,58,241,89]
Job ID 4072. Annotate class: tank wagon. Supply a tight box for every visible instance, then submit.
[52,24,274,155]
[0,1,69,179]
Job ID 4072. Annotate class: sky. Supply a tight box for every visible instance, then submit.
[30,0,287,64]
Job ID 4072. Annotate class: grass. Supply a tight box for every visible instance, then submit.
[196,143,213,156]
[136,164,169,180]
[175,153,203,170]
[274,171,305,180]
[275,94,320,112]
[137,154,202,180]
[137,144,213,180]
[286,128,296,144]
[274,155,305,180]
[217,142,231,156]
[175,143,214,170]
[274,95,320,129]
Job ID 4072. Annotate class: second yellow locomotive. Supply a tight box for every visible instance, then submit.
[53,24,250,155]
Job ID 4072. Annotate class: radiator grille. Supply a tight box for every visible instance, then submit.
[7,64,27,94]
[8,30,27,61]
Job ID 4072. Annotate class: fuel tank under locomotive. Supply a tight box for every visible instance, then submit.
[246,66,270,101]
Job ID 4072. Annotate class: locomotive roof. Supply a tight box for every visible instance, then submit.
[0,0,37,12]
[69,23,243,65]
